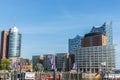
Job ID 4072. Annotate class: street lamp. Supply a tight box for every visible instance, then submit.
[9,64,13,80]
[19,62,23,80]
[37,63,41,80]
[14,62,18,80]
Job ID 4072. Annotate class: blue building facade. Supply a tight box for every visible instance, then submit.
[68,35,82,54]
[8,27,21,57]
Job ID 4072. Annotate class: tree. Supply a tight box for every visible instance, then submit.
[33,63,44,72]
[0,59,11,70]
[39,64,44,72]
[33,64,38,72]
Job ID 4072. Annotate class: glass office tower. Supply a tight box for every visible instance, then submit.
[8,27,21,57]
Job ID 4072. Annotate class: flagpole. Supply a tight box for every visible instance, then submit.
[14,62,18,80]
[69,71,71,80]
[49,55,56,80]
[20,62,23,80]
[89,55,92,80]
[53,68,56,80]
[77,68,79,80]
[69,55,71,80]
[62,61,65,80]
[53,55,56,80]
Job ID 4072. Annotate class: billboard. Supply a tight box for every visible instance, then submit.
[25,72,35,79]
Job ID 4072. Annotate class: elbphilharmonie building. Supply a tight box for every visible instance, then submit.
[74,22,115,73]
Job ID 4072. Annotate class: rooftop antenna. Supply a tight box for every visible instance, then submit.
[13,16,16,27]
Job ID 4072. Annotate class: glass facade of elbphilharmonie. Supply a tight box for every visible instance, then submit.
[69,35,82,54]
[90,22,113,45]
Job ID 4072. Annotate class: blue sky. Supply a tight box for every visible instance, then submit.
[0,0,120,68]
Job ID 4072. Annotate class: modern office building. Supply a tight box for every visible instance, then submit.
[32,53,75,72]
[1,30,9,59]
[0,26,21,61]
[43,54,56,71]
[68,35,82,54]
[56,53,66,71]
[8,26,21,57]
[74,22,115,73]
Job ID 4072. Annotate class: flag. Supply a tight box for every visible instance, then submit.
[9,64,12,69]
[14,62,18,70]
[50,56,54,65]
[99,64,102,71]
[49,55,56,70]
[20,63,23,70]
[101,62,106,66]
[72,62,77,70]
[95,73,101,78]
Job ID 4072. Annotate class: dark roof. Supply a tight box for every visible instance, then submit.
[84,32,105,38]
